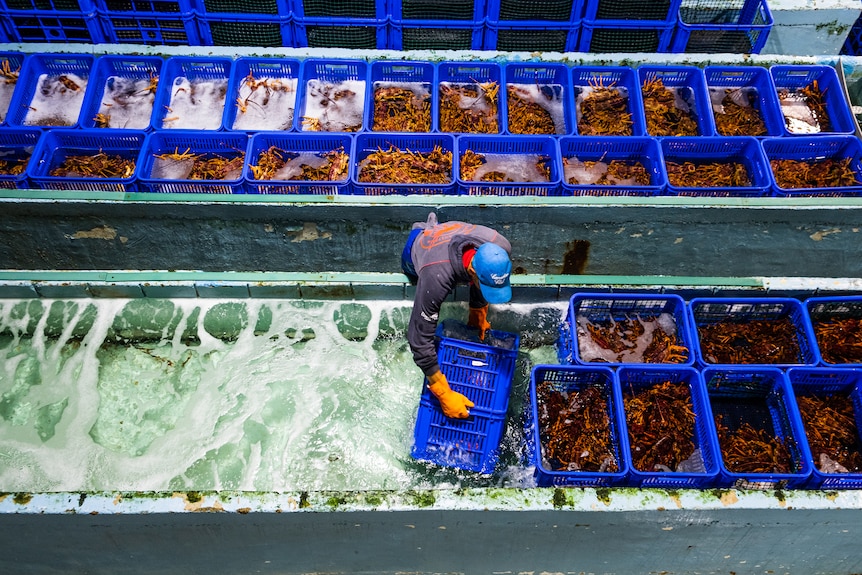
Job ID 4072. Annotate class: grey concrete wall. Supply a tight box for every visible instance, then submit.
[3,200,862,278]
[2,505,861,575]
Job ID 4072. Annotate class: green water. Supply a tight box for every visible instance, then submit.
[0,298,561,492]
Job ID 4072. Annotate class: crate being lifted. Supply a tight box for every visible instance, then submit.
[412,320,519,475]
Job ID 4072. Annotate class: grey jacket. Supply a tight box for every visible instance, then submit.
[407,213,512,376]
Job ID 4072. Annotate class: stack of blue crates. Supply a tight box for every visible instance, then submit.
[412,320,520,475]
[0,0,778,52]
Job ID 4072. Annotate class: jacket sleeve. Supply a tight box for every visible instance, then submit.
[407,267,453,376]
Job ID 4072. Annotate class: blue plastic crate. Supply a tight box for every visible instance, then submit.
[689,297,820,367]
[97,9,200,45]
[194,0,288,14]
[27,128,145,192]
[661,137,772,197]
[138,131,249,194]
[560,136,665,197]
[0,52,27,126]
[761,136,862,197]
[673,0,772,54]
[769,65,856,137]
[618,366,720,488]
[583,0,680,23]
[2,0,94,8]
[488,0,582,23]
[702,366,813,489]
[197,13,293,47]
[0,128,42,190]
[579,20,675,53]
[504,63,573,136]
[571,66,647,137]
[1,10,104,43]
[367,60,435,133]
[412,400,507,474]
[295,18,387,50]
[566,292,696,367]
[244,132,352,195]
[528,365,629,487]
[224,57,301,132]
[484,23,580,52]
[417,319,520,414]
[637,65,715,137]
[78,55,163,130]
[94,0,193,11]
[805,296,862,367]
[437,61,503,135]
[294,0,384,18]
[703,65,785,138]
[5,53,94,129]
[392,0,484,21]
[352,132,456,196]
[389,20,482,51]
[841,11,862,56]
[150,56,232,130]
[295,58,368,132]
[787,367,862,489]
[457,135,562,197]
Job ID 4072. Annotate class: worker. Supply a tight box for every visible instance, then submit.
[402,212,513,419]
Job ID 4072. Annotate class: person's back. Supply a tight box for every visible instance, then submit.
[402,212,513,418]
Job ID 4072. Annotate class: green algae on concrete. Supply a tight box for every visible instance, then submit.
[203,302,249,341]
[109,300,182,342]
[333,302,372,341]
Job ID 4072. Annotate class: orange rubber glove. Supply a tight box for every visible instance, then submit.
[427,371,474,419]
[468,304,491,341]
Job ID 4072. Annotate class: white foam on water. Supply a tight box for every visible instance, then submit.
[468,154,550,182]
[232,77,297,131]
[0,299,561,492]
[24,73,88,127]
[95,76,157,130]
[301,79,365,132]
[509,83,567,135]
[440,81,494,113]
[161,77,228,130]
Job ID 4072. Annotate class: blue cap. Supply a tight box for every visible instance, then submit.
[472,243,512,304]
